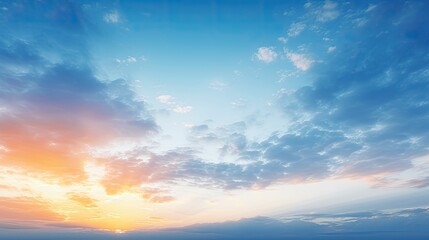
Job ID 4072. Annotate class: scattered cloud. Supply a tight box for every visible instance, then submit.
[277,37,288,43]
[141,188,175,203]
[315,0,339,22]
[255,47,277,63]
[327,46,336,53]
[156,95,193,113]
[286,52,314,71]
[103,10,120,23]
[231,98,247,109]
[288,22,306,37]
[173,105,193,113]
[0,2,157,191]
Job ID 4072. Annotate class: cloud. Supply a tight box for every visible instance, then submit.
[103,10,120,23]
[2,207,428,239]
[365,4,377,13]
[68,193,97,208]
[173,105,193,113]
[1,3,428,232]
[327,46,336,53]
[316,0,339,22]
[304,2,312,9]
[270,1,429,182]
[406,177,429,188]
[286,52,314,71]
[141,188,175,203]
[231,98,247,109]
[157,95,174,104]
[156,95,192,113]
[0,197,64,222]
[115,56,146,64]
[277,37,288,43]
[255,47,277,63]
[288,22,306,37]
[147,1,429,190]
[0,2,157,184]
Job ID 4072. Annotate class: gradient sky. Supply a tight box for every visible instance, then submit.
[1,0,429,239]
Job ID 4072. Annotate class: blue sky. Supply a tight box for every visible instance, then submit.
[0,0,429,238]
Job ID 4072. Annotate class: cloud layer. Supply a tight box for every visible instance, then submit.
[1,207,428,240]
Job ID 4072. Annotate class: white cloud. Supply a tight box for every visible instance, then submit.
[210,80,227,91]
[173,105,192,113]
[304,2,312,9]
[255,47,277,63]
[156,95,174,104]
[157,95,192,114]
[286,52,314,71]
[278,37,288,44]
[288,22,306,37]
[353,18,368,27]
[231,98,246,109]
[0,145,9,152]
[103,10,120,23]
[328,46,336,53]
[316,0,339,22]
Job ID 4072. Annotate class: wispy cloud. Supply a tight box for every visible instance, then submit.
[319,0,339,22]
[156,95,174,104]
[277,37,288,43]
[115,56,146,64]
[209,80,228,91]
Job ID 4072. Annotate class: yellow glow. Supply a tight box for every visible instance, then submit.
[1,155,425,232]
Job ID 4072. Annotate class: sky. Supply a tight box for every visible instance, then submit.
[0,0,429,239]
